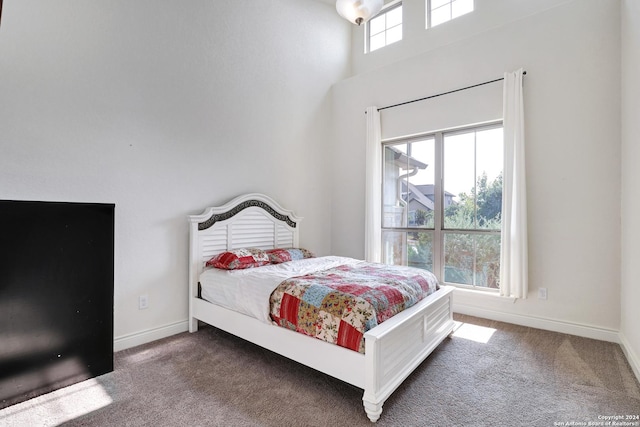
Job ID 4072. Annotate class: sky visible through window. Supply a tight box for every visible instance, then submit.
[444,128,503,201]
[392,127,502,203]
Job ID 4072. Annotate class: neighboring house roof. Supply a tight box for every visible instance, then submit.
[411,184,455,198]
[386,146,428,169]
[402,183,456,212]
[389,147,455,212]
[406,182,434,210]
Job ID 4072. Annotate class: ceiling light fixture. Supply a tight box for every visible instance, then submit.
[335,0,384,26]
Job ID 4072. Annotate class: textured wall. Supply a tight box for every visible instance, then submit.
[621,0,640,376]
[0,0,350,347]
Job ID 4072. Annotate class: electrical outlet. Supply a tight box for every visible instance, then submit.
[139,294,149,310]
[538,288,547,300]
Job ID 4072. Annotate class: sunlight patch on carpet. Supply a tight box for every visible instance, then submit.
[452,322,496,344]
[0,377,113,427]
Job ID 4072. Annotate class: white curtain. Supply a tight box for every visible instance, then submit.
[365,106,382,262]
[500,69,528,298]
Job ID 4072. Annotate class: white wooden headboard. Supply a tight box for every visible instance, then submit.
[188,193,302,301]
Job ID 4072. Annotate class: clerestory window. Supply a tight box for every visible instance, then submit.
[367,1,403,53]
[426,0,474,28]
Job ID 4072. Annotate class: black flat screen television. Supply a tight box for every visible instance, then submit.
[0,200,114,408]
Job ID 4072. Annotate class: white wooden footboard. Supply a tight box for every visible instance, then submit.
[362,286,454,422]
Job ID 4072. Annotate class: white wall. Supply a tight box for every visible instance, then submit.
[620,0,640,378]
[350,0,575,77]
[0,0,350,349]
[331,0,622,338]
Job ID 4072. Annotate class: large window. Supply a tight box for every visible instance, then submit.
[381,123,503,290]
[426,0,474,28]
[367,2,402,53]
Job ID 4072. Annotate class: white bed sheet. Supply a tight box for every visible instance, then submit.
[199,256,362,324]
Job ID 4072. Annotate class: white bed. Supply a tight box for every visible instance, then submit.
[188,193,455,422]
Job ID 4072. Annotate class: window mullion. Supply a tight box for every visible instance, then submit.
[383,14,388,47]
[472,235,477,287]
[426,0,431,28]
[433,132,444,283]
[473,130,478,229]
[472,131,477,287]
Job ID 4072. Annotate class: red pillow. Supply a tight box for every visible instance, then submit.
[206,248,270,270]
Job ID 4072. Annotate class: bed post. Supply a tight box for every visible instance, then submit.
[363,335,383,422]
[363,398,383,423]
[360,286,456,422]
[188,218,200,333]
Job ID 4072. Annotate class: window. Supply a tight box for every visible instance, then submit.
[367,2,402,53]
[426,0,474,28]
[381,123,503,290]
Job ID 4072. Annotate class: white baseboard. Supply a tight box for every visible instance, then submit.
[114,320,189,352]
[453,303,620,343]
[619,332,640,384]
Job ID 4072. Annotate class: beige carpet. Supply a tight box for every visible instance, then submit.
[1,314,639,426]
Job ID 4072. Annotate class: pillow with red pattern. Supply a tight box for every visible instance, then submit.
[266,248,315,264]
[206,248,270,270]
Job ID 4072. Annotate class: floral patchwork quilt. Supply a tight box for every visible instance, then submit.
[269,262,439,353]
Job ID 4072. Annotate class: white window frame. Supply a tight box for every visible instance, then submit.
[381,121,503,291]
[426,0,474,29]
[366,0,403,53]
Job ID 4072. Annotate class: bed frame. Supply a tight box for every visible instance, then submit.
[188,193,455,422]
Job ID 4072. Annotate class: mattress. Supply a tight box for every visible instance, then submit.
[199,256,362,324]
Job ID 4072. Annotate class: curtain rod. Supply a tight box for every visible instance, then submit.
[377,71,527,112]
